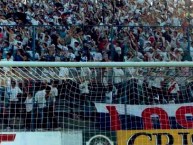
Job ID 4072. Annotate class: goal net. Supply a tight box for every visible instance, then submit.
[0,61,193,145]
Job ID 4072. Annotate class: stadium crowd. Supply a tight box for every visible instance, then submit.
[0,0,193,62]
[0,0,193,130]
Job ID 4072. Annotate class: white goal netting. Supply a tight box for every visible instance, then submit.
[0,62,193,144]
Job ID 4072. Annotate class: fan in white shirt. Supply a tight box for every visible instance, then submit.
[6,81,23,102]
[34,86,51,128]
[35,87,49,109]
[6,80,23,118]
[3,53,13,74]
[105,90,113,104]
[103,68,110,86]
[91,51,103,61]
[79,80,89,95]
[152,76,164,89]
[79,79,90,102]
[113,68,124,84]
[105,85,118,104]
[172,17,181,26]
[168,78,180,94]
[59,67,69,78]
[80,67,92,79]
[70,38,79,50]
[167,78,180,102]
[49,81,58,105]
[190,42,193,60]
[24,94,33,113]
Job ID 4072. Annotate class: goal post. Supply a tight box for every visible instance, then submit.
[0,61,193,144]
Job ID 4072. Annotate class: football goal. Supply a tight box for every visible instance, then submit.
[0,61,193,145]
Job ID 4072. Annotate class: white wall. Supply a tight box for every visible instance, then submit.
[1,131,82,145]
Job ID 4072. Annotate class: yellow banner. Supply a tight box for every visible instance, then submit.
[117,129,193,145]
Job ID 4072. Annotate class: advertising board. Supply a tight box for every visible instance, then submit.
[83,131,116,145]
[0,131,82,145]
[0,132,61,145]
[61,131,82,145]
[117,129,193,145]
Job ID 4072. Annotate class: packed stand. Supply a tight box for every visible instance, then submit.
[0,0,192,62]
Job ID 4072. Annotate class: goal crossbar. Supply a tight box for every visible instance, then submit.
[0,61,193,67]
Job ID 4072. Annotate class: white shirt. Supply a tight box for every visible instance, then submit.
[190,46,193,60]
[7,86,22,102]
[171,35,178,48]
[79,81,89,94]
[2,58,13,73]
[138,75,144,86]
[70,38,79,49]
[152,77,164,89]
[59,67,69,77]
[31,18,39,25]
[80,67,91,77]
[168,80,180,94]
[172,17,181,26]
[35,90,46,108]
[91,52,102,61]
[50,85,58,103]
[113,68,124,84]
[103,74,109,87]
[105,91,113,104]
[25,96,33,112]
[125,67,137,77]
[115,47,122,55]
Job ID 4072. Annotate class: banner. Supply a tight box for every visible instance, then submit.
[117,129,193,145]
[1,132,61,145]
[94,103,193,130]
[0,131,82,145]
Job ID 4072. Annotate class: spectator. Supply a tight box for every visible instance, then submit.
[6,81,23,118]
[151,72,165,103]
[0,0,191,64]
[34,83,48,129]
[14,49,25,61]
[0,0,193,131]
[167,78,180,103]
[3,52,13,74]
[59,67,69,78]
[105,85,118,104]
[103,68,111,86]
[190,41,193,60]
[2,41,11,59]
[49,80,58,107]
[24,92,33,130]
[113,67,124,84]
[79,79,89,101]
[80,67,92,80]
[43,86,58,129]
